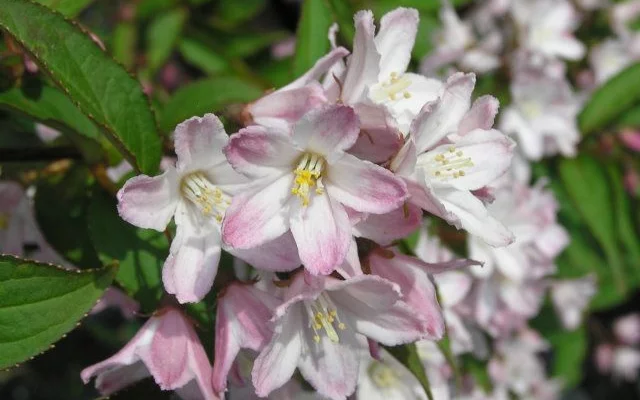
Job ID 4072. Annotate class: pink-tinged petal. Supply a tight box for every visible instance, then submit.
[224,125,300,179]
[406,178,449,218]
[434,271,473,307]
[368,250,446,339]
[432,187,514,247]
[353,202,421,245]
[458,95,500,135]
[342,10,381,104]
[412,72,475,154]
[292,105,360,159]
[429,129,515,191]
[297,328,362,399]
[614,313,640,346]
[92,287,139,319]
[249,83,328,130]
[228,232,301,272]
[336,238,363,278]
[348,103,402,163]
[375,8,419,79]
[474,278,498,328]
[551,276,596,330]
[212,283,280,392]
[499,280,545,318]
[283,47,350,91]
[252,308,304,397]
[326,153,408,214]
[117,168,179,231]
[500,107,544,161]
[143,309,191,389]
[174,114,229,171]
[329,275,428,345]
[222,173,293,249]
[390,139,417,177]
[162,223,221,303]
[620,129,640,152]
[535,224,569,259]
[492,246,529,283]
[290,193,351,275]
[81,318,158,394]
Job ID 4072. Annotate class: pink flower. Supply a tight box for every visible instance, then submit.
[620,129,640,152]
[550,275,596,330]
[81,307,219,399]
[251,273,429,399]
[614,313,640,346]
[91,287,139,320]
[395,72,516,246]
[223,105,408,275]
[212,282,281,393]
[117,114,299,303]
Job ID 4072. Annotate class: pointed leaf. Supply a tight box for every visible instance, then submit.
[0,255,116,369]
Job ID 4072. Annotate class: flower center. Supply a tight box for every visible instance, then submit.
[520,100,542,120]
[0,213,9,230]
[180,172,231,223]
[304,293,346,343]
[371,72,412,102]
[291,153,325,207]
[367,361,399,389]
[427,145,474,181]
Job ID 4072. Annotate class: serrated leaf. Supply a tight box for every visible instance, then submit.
[35,165,102,268]
[146,8,188,73]
[579,63,640,135]
[158,76,262,133]
[0,85,105,163]
[0,0,162,175]
[87,188,166,312]
[178,38,229,75]
[558,156,626,293]
[293,0,333,78]
[34,0,95,17]
[0,255,116,369]
[386,343,434,400]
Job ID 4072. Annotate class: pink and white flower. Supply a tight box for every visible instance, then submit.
[550,275,597,330]
[357,349,429,400]
[81,307,219,399]
[251,273,430,399]
[614,313,640,346]
[222,105,408,275]
[117,114,299,303]
[395,72,516,246]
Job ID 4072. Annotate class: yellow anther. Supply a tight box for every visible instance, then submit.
[403,92,411,99]
[429,147,474,181]
[371,72,412,102]
[314,335,320,343]
[292,153,325,207]
[181,172,231,223]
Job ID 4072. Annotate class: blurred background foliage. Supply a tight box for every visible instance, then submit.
[0,0,639,399]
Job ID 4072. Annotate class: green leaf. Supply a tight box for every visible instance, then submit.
[326,0,355,43]
[578,62,640,135]
[146,8,188,73]
[35,166,102,268]
[220,31,289,59]
[558,156,626,293]
[213,0,266,27]
[34,0,95,17]
[386,343,434,400]
[136,0,178,20]
[0,255,116,369]
[87,188,166,312]
[111,21,137,70]
[159,76,263,133]
[178,38,229,75]
[0,0,162,175]
[413,13,439,60]
[293,0,333,78]
[0,85,104,163]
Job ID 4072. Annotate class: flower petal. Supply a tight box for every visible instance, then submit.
[252,306,304,397]
[222,173,293,249]
[290,193,351,275]
[144,309,191,389]
[348,103,402,163]
[212,283,280,392]
[326,153,408,214]
[412,72,475,154]
[342,10,381,104]
[283,47,350,91]
[225,125,300,179]
[117,168,179,231]
[162,222,221,303]
[458,95,500,136]
[353,202,421,246]
[292,105,360,159]
[375,7,419,79]
[297,327,362,399]
[228,232,301,271]
[249,82,328,131]
[174,114,229,171]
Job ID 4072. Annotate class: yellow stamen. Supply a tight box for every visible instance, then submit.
[180,172,231,223]
[291,153,325,207]
[428,146,474,181]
